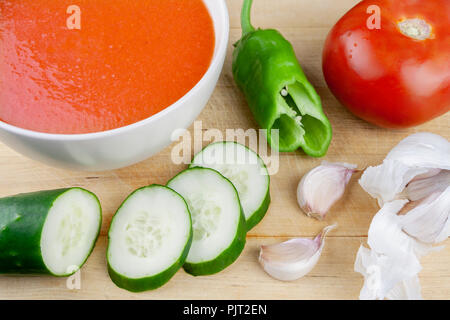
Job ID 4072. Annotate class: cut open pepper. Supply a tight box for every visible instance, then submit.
[232,0,332,157]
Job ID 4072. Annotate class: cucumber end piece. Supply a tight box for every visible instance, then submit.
[41,188,102,277]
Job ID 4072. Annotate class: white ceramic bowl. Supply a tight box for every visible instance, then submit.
[0,0,229,171]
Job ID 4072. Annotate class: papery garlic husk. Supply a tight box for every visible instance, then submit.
[355,245,423,300]
[354,201,424,300]
[259,224,336,281]
[367,200,426,259]
[297,162,357,219]
[360,133,450,206]
[385,276,422,300]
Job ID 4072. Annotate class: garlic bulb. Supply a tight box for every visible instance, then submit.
[297,162,357,219]
[356,132,450,300]
[259,224,336,281]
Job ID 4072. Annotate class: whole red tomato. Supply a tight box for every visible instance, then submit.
[322,0,450,128]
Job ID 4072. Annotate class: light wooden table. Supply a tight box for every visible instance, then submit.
[0,0,448,300]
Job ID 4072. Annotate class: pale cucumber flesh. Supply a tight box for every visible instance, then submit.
[107,185,192,291]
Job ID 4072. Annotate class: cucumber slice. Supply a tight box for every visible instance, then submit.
[167,167,246,276]
[107,185,192,292]
[0,188,102,276]
[190,142,270,230]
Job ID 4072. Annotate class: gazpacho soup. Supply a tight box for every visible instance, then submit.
[0,0,215,134]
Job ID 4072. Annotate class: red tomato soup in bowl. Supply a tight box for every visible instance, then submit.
[0,0,215,134]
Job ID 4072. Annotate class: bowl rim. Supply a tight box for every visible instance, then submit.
[0,0,229,141]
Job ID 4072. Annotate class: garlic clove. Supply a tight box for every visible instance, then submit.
[259,224,336,281]
[409,168,442,181]
[399,187,450,244]
[403,170,450,202]
[297,162,357,219]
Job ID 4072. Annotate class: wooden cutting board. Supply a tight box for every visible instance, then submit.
[0,0,448,300]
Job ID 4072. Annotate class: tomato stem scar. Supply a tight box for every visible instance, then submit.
[398,18,431,40]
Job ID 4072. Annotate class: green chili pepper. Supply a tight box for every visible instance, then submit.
[232,0,332,157]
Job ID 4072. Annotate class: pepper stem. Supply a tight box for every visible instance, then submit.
[241,0,255,36]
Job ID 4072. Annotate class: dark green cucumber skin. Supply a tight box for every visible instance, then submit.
[168,167,248,276]
[245,190,270,231]
[0,188,102,276]
[107,185,193,292]
[190,141,271,231]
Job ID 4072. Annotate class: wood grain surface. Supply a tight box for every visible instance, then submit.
[0,0,448,300]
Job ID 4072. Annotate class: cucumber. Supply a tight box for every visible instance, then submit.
[0,188,101,276]
[190,142,270,230]
[107,185,192,292]
[167,167,246,276]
